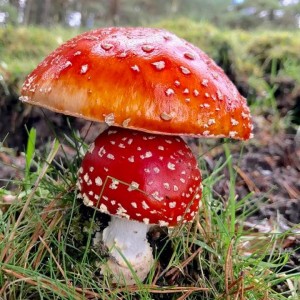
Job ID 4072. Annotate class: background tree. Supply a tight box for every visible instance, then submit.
[1,0,299,29]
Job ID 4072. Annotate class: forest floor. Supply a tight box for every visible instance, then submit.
[1,90,300,268]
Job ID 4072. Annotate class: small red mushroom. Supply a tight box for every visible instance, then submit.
[77,127,201,283]
[19,27,252,284]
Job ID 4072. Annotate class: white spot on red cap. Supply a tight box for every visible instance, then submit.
[128,156,134,163]
[208,118,216,126]
[231,118,239,126]
[200,103,210,108]
[88,143,95,153]
[131,202,137,208]
[140,151,152,159]
[83,195,93,207]
[109,179,119,189]
[63,61,72,69]
[174,80,180,86]
[107,154,115,160]
[163,183,170,190]
[180,66,191,75]
[100,203,108,213]
[167,162,176,170]
[193,89,200,96]
[101,43,113,51]
[153,167,160,173]
[142,45,154,52]
[160,112,174,121]
[159,220,169,226]
[117,52,127,58]
[217,90,223,100]
[131,65,140,72]
[152,192,164,201]
[142,201,149,210]
[169,202,176,208]
[98,146,106,157]
[105,113,115,125]
[128,181,139,191]
[229,131,238,138]
[116,206,127,216]
[108,130,117,135]
[241,112,249,119]
[152,61,165,70]
[80,64,88,74]
[165,88,175,96]
[74,51,81,56]
[174,185,179,192]
[184,52,196,60]
[95,177,103,186]
[143,218,150,224]
[83,173,89,183]
[122,118,131,127]
[183,88,189,94]
[201,79,209,86]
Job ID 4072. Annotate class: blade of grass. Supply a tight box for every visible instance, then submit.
[0,139,60,263]
[25,127,36,182]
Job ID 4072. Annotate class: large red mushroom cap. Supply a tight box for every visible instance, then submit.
[20,27,252,140]
[77,127,202,227]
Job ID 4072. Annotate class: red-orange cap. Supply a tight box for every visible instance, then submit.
[77,127,202,226]
[20,27,252,140]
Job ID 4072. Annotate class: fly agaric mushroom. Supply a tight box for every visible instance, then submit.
[20,27,252,284]
[78,126,201,283]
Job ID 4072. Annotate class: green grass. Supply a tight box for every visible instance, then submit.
[1,126,299,299]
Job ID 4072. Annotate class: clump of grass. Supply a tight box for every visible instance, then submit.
[0,126,299,299]
[0,26,79,86]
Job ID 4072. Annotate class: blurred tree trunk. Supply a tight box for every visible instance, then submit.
[41,0,52,26]
[9,0,20,10]
[23,0,33,25]
[52,0,68,25]
[34,0,45,25]
[109,0,120,25]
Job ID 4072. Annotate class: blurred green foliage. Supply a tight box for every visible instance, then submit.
[0,26,79,80]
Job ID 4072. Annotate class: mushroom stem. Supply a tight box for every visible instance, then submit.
[101,216,154,284]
